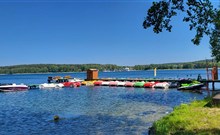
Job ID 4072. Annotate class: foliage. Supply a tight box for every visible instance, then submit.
[0,64,127,74]
[143,0,220,61]
[134,59,215,70]
[0,59,217,74]
[152,98,220,135]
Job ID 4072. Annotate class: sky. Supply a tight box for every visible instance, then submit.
[0,0,219,66]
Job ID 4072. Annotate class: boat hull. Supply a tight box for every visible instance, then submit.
[0,84,28,92]
[177,83,204,90]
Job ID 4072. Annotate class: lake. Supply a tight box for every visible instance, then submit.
[0,69,208,135]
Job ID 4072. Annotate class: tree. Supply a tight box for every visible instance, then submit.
[143,0,220,61]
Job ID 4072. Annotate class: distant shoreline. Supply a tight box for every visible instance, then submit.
[0,68,210,76]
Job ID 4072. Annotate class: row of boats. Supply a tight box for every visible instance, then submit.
[0,76,205,92]
[83,80,204,90]
[86,81,171,89]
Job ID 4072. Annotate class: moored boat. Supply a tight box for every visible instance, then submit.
[102,81,110,86]
[153,82,170,89]
[94,81,103,86]
[0,83,28,92]
[177,81,204,90]
[124,82,134,87]
[144,82,156,88]
[109,81,118,86]
[134,81,145,87]
[39,83,64,89]
[49,77,81,87]
[117,81,126,87]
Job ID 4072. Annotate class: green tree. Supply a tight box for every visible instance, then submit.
[143,0,220,61]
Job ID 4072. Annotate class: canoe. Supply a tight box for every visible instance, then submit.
[102,81,110,86]
[134,82,145,87]
[109,81,118,86]
[94,81,103,86]
[144,82,156,88]
[117,82,126,87]
[153,82,170,89]
[124,82,134,87]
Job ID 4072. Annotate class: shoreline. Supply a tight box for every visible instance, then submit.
[0,68,209,75]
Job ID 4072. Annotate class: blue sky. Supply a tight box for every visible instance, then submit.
[0,0,219,66]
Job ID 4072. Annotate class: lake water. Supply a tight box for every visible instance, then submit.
[0,70,209,135]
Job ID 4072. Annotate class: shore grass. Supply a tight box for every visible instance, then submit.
[151,98,220,135]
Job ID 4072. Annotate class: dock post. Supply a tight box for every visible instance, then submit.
[212,82,215,91]
[206,82,209,90]
[154,68,157,77]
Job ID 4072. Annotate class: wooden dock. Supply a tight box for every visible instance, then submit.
[86,78,220,91]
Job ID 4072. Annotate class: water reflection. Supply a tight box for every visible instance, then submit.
[0,79,206,134]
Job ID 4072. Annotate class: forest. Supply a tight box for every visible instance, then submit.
[0,59,218,74]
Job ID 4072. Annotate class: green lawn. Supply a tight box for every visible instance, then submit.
[151,98,220,135]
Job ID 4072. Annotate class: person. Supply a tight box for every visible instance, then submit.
[197,74,202,81]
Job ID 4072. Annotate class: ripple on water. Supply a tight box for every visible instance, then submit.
[0,86,205,135]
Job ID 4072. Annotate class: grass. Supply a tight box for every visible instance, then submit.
[151,98,220,135]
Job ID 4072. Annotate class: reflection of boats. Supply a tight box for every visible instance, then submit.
[177,81,204,90]
[0,83,28,92]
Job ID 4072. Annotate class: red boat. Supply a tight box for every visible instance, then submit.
[109,81,118,86]
[124,82,134,87]
[144,82,157,88]
[55,78,81,87]
[93,81,103,86]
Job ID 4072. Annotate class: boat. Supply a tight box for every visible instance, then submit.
[39,83,64,89]
[124,82,134,87]
[102,81,110,86]
[93,81,103,86]
[153,82,170,89]
[55,78,81,87]
[0,83,28,92]
[68,78,84,82]
[177,81,204,90]
[169,81,180,88]
[144,82,157,88]
[109,81,118,86]
[134,81,145,87]
[28,84,40,89]
[117,81,126,87]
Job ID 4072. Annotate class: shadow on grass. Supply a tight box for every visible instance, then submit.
[172,128,220,135]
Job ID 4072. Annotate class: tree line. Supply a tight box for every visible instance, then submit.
[0,60,218,74]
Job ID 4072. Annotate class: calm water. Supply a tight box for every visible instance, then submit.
[0,70,208,135]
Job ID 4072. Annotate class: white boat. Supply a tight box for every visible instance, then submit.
[153,82,170,89]
[0,83,28,92]
[68,78,84,82]
[39,83,64,89]
[102,81,110,86]
[117,82,126,87]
